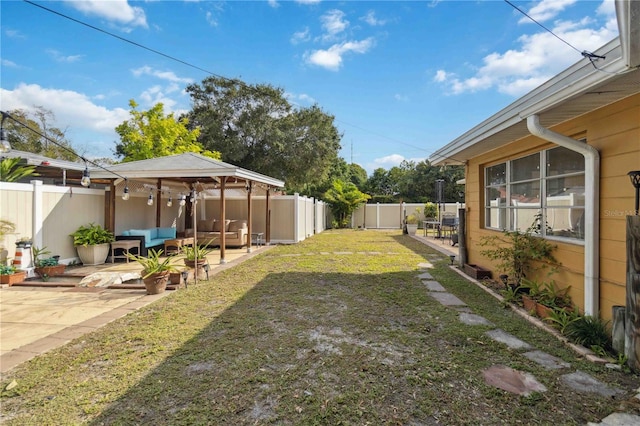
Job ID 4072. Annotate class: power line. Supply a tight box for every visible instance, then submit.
[502,0,614,71]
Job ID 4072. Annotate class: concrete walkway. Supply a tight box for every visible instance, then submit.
[0,245,270,373]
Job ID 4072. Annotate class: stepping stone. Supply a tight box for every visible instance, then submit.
[417,272,434,280]
[587,412,640,426]
[560,371,623,397]
[422,280,445,292]
[485,329,533,350]
[483,365,547,396]
[523,350,571,370]
[429,292,467,307]
[459,312,494,326]
[417,262,434,269]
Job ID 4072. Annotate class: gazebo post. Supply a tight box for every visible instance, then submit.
[247,181,253,253]
[266,187,271,245]
[219,178,227,264]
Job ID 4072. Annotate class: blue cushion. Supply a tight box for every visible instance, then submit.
[122,230,131,236]
[128,229,151,243]
[157,227,176,239]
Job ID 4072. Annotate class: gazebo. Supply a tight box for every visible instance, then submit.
[90,153,285,264]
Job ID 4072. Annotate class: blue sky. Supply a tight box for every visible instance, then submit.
[0,0,618,175]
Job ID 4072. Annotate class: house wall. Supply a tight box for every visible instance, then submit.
[466,93,640,321]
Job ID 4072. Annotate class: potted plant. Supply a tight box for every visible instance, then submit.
[0,264,26,286]
[70,223,115,265]
[182,244,213,280]
[32,246,66,281]
[405,214,420,236]
[126,248,177,294]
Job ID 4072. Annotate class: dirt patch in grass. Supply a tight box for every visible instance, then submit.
[1,230,639,424]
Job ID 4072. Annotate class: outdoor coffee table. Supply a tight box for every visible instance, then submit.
[110,240,140,263]
[164,237,194,255]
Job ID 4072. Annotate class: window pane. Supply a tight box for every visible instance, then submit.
[511,208,540,232]
[485,208,505,229]
[547,146,584,176]
[485,186,506,207]
[545,207,585,240]
[486,163,506,185]
[511,153,540,182]
[546,176,585,204]
[510,181,540,206]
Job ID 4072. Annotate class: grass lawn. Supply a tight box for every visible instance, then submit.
[1,230,639,424]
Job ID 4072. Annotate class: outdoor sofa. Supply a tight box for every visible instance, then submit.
[185,219,248,247]
[115,227,177,257]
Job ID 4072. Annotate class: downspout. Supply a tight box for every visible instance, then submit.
[527,115,600,316]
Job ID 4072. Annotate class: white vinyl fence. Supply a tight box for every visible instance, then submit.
[351,202,464,229]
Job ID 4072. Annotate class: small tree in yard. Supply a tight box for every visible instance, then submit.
[324,179,370,228]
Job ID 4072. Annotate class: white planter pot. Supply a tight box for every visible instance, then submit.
[76,243,110,266]
[406,224,418,235]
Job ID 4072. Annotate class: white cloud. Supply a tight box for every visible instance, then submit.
[370,154,405,169]
[362,11,387,27]
[285,92,316,106]
[46,49,83,63]
[519,0,577,24]
[321,9,349,39]
[131,66,193,84]
[304,38,374,71]
[0,83,129,139]
[268,0,279,8]
[291,28,311,45]
[67,0,148,29]
[1,59,19,68]
[206,11,218,27]
[4,29,25,39]
[394,94,409,102]
[435,9,617,96]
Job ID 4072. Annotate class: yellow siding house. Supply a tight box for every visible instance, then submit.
[431,1,640,321]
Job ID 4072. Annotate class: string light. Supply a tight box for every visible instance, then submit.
[147,191,154,206]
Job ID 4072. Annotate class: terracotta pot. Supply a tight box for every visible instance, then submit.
[142,271,170,295]
[35,264,66,280]
[0,271,27,286]
[184,259,207,280]
[522,295,537,313]
[535,303,554,319]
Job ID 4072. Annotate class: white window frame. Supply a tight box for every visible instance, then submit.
[484,146,585,243]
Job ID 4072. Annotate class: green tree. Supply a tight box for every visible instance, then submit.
[4,108,78,160]
[185,77,341,188]
[115,100,219,162]
[324,179,370,228]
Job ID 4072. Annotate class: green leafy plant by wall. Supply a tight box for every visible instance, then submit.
[479,215,560,286]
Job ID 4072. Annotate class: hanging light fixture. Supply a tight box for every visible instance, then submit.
[80,162,91,187]
[122,180,130,200]
[179,193,186,206]
[0,112,11,154]
[167,191,173,207]
[147,191,154,206]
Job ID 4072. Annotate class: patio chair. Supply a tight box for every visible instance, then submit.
[440,213,457,244]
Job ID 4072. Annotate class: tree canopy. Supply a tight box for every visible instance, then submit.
[115,100,220,162]
[184,77,342,191]
[4,108,78,161]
